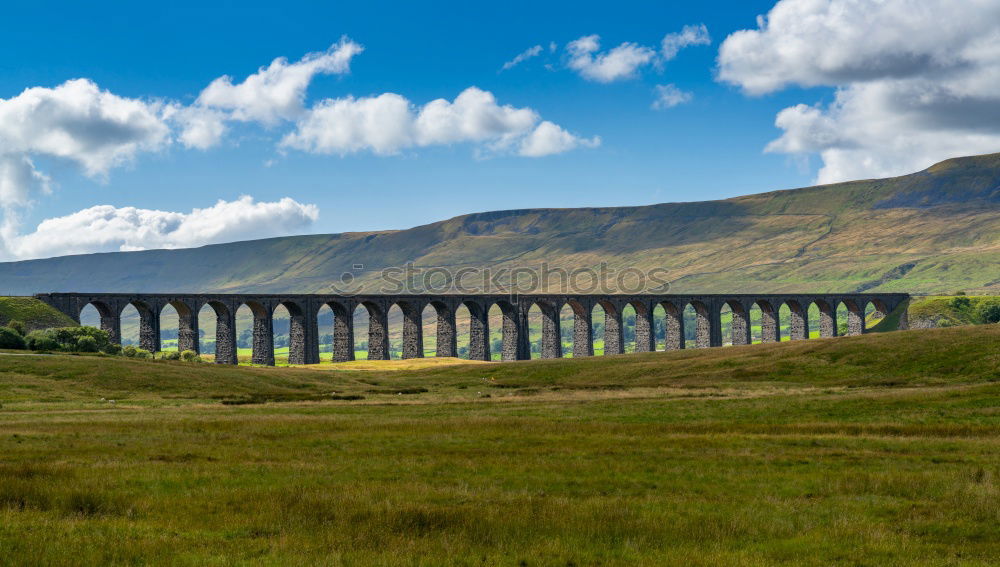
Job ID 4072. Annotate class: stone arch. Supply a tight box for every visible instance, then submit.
[493,299,524,361]
[240,300,273,366]
[660,301,684,350]
[781,299,808,340]
[628,300,654,353]
[812,299,837,338]
[277,300,312,365]
[724,299,750,346]
[684,300,712,348]
[838,299,864,336]
[172,300,200,353]
[755,300,779,343]
[429,300,456,358]
[394,300,426,359]
[360,300,389,360]
[125,299,159,353]
[864,298,889,331]
[533,300,562,359]
[565,299,593,357]
[461,300,490,361]
[206,300,236,364]
[325,301,355,362]
[596,300,622,355]
[79,299,121,346]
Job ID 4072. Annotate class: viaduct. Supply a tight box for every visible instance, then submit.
[36,293,909,365]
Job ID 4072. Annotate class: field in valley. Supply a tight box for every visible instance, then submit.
[0,325,997,565]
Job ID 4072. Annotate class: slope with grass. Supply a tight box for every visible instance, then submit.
[3,153,1000,296]
[0,296,77,331]
[0,326,997,564]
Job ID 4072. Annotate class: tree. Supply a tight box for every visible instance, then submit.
[0,327,26,349]
[976,300,1000,324]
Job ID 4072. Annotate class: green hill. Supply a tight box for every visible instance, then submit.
[3,152,1000,295]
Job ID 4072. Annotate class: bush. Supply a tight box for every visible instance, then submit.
[24,330,58,351]
[0,327,26,349]
[76,335,99,353]
[7,320,25,336]
[121,346,151,359]
[180,350,201,362]
[976,300,1000,324]
[161,351,181,360]
[19,327,119,353]
[949,296,972,311]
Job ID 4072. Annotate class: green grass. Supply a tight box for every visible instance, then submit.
[0,325,998,564]
[0,296,77,331]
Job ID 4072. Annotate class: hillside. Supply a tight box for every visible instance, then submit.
[3,153,1000,295]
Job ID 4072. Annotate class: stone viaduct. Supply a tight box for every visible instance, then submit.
[35,293,909,365]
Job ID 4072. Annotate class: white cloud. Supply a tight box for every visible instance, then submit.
[170,105,229,150]
[2,196,318,260]
[719,0,1000,183]
[661,24,711,60]
[281,86,597,157]
[0,78,170,201]
[197,38,362,124]
[652,84,693,109]
[566,35,656,82]
[565,26,710,83]
[175,38,363,148]
[0,155,51,208]
[518,121,601,157]
[501,45,543,71]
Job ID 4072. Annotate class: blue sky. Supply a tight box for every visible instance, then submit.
[1,0,997,259]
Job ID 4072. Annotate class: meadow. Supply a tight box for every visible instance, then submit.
[0,324,997,565]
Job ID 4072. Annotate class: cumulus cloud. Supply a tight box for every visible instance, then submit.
[566,26,710,83]
[0,156,51,209]
[280,86,598,157]
[2,196,318,260]
[652,84,693,109]
[174,38,363,148]
[501,45,543,71]
[661,24,711,60]
[0,78,170,207]
[566,35,657,82]
[719,0,1000,183]
[519,121,601,157]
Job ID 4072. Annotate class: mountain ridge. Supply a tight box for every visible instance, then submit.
[4,152,1000,296]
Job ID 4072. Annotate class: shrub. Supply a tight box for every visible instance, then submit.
[102,343,122,356]
[7,320,25,336]
[24,330,59,351]
[122,345,138,358]
[161,351,181,361]
[180,350,201,362]
[0,327,26,349]
[949,296,972,311]
[133,348,151,359]
[76,336,99,353]
[976,300,1000,325]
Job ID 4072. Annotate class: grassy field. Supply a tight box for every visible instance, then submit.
[0,325,998,564]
